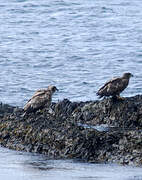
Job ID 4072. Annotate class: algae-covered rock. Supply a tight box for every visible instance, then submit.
[0,96,142,166]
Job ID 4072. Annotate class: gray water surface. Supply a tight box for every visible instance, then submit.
[0,0,141,106]
[0,147,142,180]
[0,0,142,179]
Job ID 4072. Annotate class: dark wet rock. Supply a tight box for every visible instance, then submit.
[0,102,16,117]
[0,96,142,166]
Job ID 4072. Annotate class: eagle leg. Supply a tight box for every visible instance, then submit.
[117,95,125,100]
[112,95,125,102]
[115,95,125,101]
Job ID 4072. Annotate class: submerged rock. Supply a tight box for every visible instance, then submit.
[0,96,142,166]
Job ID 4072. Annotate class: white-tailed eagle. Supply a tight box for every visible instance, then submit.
[23,85,58,113]
[96,73,133,99]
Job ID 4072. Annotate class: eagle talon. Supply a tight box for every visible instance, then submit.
[112,95,125,102]
[116,96,125,101]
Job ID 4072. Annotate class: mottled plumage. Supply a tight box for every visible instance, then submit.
[96,73,133,99]
[23,85,58,113]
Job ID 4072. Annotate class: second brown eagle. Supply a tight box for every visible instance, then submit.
[96,72,133,99]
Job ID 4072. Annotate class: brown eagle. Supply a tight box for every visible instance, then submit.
[23,85,58,114]
[96,72,133,99]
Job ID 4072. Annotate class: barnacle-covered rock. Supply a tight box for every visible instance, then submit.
[0,96,142,166]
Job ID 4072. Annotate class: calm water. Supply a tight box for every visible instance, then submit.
[0,0,142,106]
[0,0,142,179]
[0,147,142,180]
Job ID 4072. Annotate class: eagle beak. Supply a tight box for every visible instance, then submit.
[56,88,59,91]
[131,74,134,77]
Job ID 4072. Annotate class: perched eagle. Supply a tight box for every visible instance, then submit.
[96,72,133,99]
[23,85,58,114]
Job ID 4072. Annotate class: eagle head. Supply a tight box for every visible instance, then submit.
[48,85,59,93]
[123,72,133,79]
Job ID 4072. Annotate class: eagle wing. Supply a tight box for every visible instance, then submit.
[97,77,124,97]
[31,89,48,99]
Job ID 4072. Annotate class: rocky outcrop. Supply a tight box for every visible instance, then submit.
[0,96,142,166]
